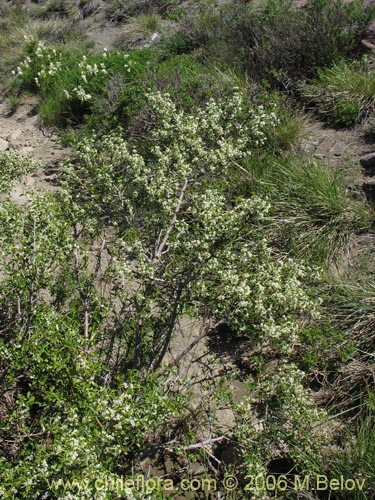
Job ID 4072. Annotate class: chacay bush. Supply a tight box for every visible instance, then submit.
[0,91,327,497]
[301,57,375,127]
[63,91,319,354]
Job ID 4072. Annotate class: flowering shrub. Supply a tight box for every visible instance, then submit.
[0,87,330,498]
[13,37,153,125]
[64,91,317,360]
[0,194,185,499]
[0,150,41,192]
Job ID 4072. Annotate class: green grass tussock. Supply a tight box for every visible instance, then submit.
[328,277,375,357]
[302,58,375,127]
[116,13,163,47]
[243,154,371,264]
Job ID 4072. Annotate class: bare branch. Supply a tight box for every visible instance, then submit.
[153,179,189,263]
[181,435,228,451]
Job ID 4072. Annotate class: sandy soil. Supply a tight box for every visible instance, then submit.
[0,92,68,204]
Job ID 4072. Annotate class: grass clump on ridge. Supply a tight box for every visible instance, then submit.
[108,0,182,21]
[241,154,372,264]
[302,58,375,127]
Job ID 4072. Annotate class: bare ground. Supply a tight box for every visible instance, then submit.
[0,92,68,204]
[301,120,372,180]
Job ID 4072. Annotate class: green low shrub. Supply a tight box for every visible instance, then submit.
[15,36,302,134]
[89,55,251,132]
[150,55,243,108]
[13,36,251,129]
[13,38,154,126]
[31,0,72,18]
[179,0,374,84]
[296,324,354,372]
[0,93,327,496]
[0,192,187,499]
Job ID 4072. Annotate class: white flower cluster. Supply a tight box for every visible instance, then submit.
[13,40,63,85]
[70,90,277,220]
[181,191,318,349]
[78,54,108,83]
[71,89,278,197]
[12,56,32,77]
[143,92,279,213]
[64,85,93,102]
[35,59,62,85]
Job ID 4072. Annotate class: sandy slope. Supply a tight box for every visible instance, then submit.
[0,92,68,204]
